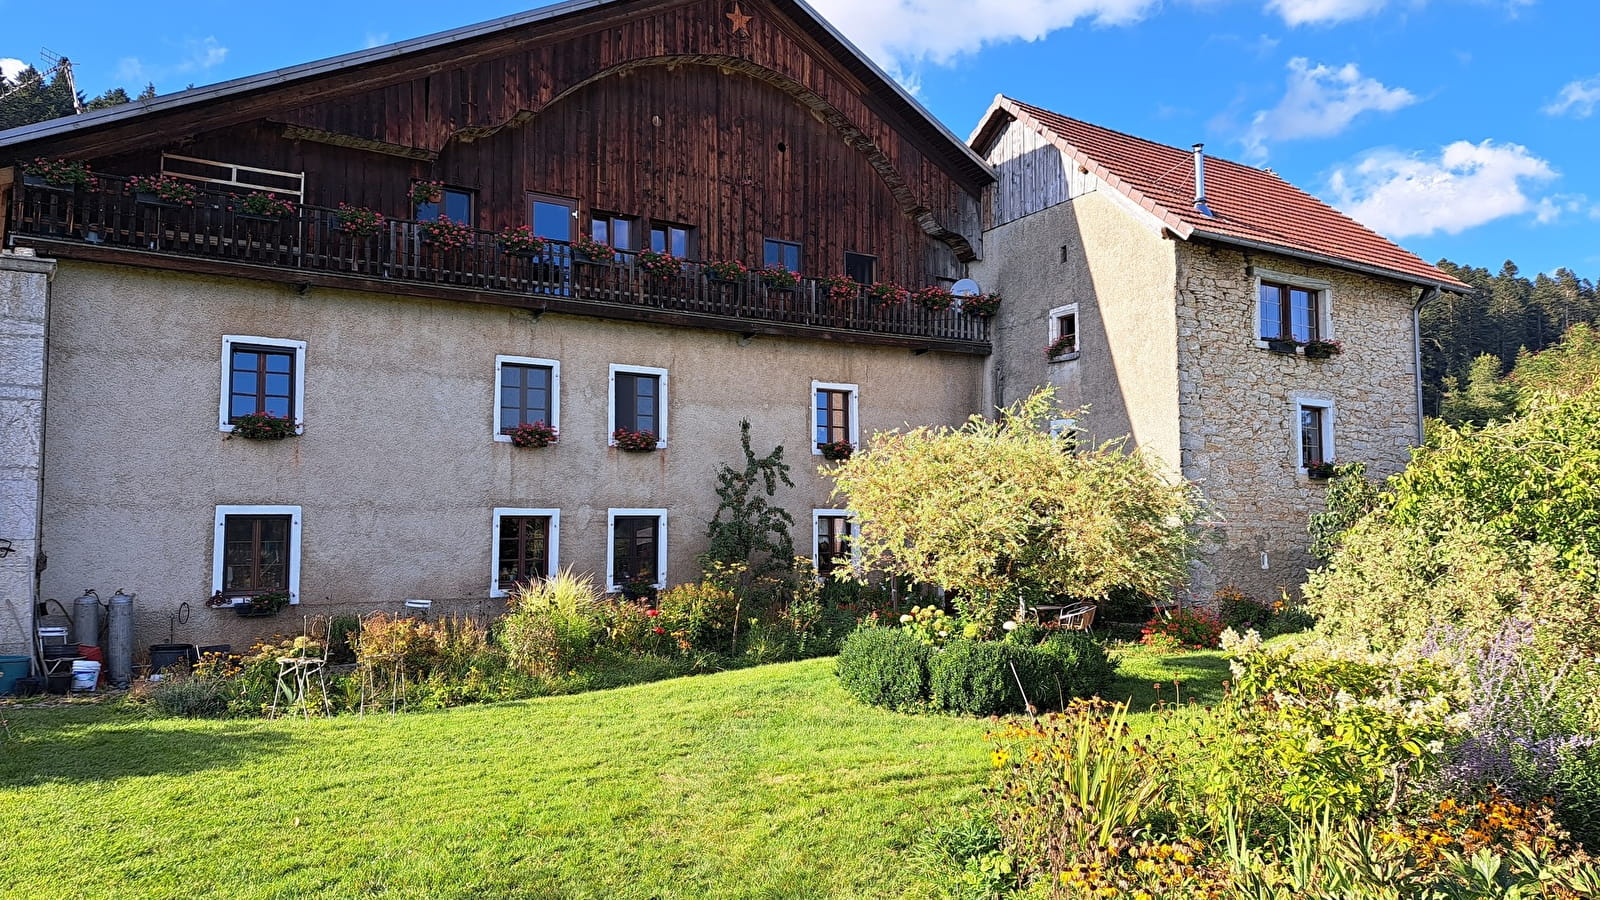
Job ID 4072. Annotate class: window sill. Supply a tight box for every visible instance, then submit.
[219,424,306,436]
[1047,351,1081,364]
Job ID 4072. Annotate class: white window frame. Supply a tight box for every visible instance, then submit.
[607,508,668,592]
[219,335,307,435]
[1047,303,1080,360]
[1252,267,1334,348]
[810,380,861,455]
[493,356,561,443]
[608,364,669,449]
[211,505,302,605]
[1292,396,1336,473]
[490,507,560,598]
[811,509,861,576]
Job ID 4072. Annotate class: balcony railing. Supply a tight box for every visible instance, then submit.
[7,175,991,349]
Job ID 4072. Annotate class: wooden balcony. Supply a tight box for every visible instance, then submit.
[5,177,992,354]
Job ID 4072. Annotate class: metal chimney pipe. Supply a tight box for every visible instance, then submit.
[1192,144,1214,217]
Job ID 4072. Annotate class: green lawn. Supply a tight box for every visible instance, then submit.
[0,647,1232,899]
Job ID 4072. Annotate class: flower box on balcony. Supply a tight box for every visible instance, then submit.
[21,158,94,191]
[496,225,546,258]
[128,174,199,208]
[704,260,749,283]
[759,266,800,290]
[233,191,297,222]
[961,293,1002,317]
[572,236,614,264]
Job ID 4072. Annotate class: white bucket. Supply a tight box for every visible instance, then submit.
[71,660,101,692]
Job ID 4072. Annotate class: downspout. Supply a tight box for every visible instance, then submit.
[1413,286,1440,445]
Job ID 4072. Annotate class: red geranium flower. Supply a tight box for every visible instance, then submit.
[652,626,666,635]
[646,608,661,617]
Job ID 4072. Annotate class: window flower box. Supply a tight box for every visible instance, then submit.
[1305,460,1337,480]
[230,411,297,441]
[128,174,199,208]
[961,293,1002,317]
[419,216,473,250]
[636,249,681,279]
[234,191,297,221]
[818,439,855,461]
[912,285,954,312]
[1045,334,1077,360]
[1266,338,1303,355]
[572,235,614,264]
[496,225,546,257]
[505,420,558,448]
[613,427,659,452]
[335,203,386,237]
[1303,339,1343,360]
[866,282,908,306]
[704,260,749,283]
[22,157,94,191]
[759,266,800,290]
[816,274,860,304]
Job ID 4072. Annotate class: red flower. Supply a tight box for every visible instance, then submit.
[652,626,666,635]
[645,608,661,617]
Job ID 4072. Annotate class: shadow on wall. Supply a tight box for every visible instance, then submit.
[0,710,296,787]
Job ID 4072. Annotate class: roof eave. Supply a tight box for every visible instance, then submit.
[1188,229,1473,295]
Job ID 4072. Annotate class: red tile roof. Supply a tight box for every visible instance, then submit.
[984,97,1470,291]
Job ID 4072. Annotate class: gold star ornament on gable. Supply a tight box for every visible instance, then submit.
[726,3,753,36]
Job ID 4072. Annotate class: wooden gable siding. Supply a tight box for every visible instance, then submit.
[43,0,983,281]
[983,117,1099,230]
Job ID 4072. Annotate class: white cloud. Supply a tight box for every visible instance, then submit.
[1243,58,1416,160]
[115,35,228,87]
[1265,0,1390,25]
[1544,76,1600,118]
[1329,140,1558,238]
[363,32,390,50]
[808,0,1157,68]
[0,57,25,82]
[1534,194,1594,225]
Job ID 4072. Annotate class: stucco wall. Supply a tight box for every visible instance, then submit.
[39,261,983,654]
[0,251,53,659]
[973,188,1182,472]
[1175,242,1419,600]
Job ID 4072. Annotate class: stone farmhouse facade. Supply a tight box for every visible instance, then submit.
[0,0,1464,659]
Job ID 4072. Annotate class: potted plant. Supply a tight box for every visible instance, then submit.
[572,235,614,263]
[496,225,546,257]
[1305,460,1338,480]
[335,203,386,237]
[504,420,558,448]
[409,180,445,206]
[818,439,854,461]
[127,174,199,207]
[704,260,748,283]
[962,293,1002,317]
[21,157,93,191]
[1045,334,1077,360]
[235,590,291,617]
[1266,337,1302,355]
[234,191,297,221]
[636,249,681,279]
[1303,338,1344,360]
[759,266,799,289]
[912,285,954,312]
[612,427,659,452]
[419,215,473,250]
[866,282,908,306]
[817,274,860,304]
[230,411,297,440]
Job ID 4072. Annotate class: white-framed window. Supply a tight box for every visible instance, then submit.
[212,505,302,604]
[1047,303,1079,359]
[811,509,860,577]
[1292,397,1335,472]
[608,364,669,448]
[219,335,306,434]
[811,380,860,454]
[491,508,560,598]
[494,355,561,442]
[1254,267,1333,345]
[607,508,667,591]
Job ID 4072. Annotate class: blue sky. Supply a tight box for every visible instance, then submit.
[3,0,1594,278]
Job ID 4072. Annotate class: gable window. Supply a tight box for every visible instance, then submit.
[608,509,667,591]
[592,212,636,250]
[417,186,473,225]
[212,505,301,602]
[220,335,305,434]
[1295,398,1334,471]
[812,380,860,454]
[1255,269,1332,344]
[843,252,876,285]
[812,510,857,578]
[1047,304,1079,359]
[609,364,669,448]
[649,222,694,257]
[763,238,801,273]
[494,355,560,442]
[491,508,559,597]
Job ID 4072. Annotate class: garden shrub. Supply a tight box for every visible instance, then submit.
[499,569,604,678]
[836,625,930,710]
[1037,631,1118,701]
[653,579,741,655]
[145,671,231,717]
[929,639,1025,715]
[1215,586,1272,631]
[1141,606,1224,650]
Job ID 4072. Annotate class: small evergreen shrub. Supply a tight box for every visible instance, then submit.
[836,625,930,710]
[929,640,1022,715]
[1037,631,1118,700]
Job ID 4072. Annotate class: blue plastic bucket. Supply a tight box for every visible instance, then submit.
[0,655,32,695]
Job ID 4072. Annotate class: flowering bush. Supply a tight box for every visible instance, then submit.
[571,235,613,262]
[127,174,199,205]
[703,259,749,281]
[236,191,296,218]
[912,284,955,312]
[335,203,386,237]
[898,604,956,647]
[818,439,854,461]
[23,157,93,188]
[496,225,545,255]
[817,274,860,304]
[1141,607,1223,650]
[612,427,659,452]
[230,411,297,440]
[419,215,474,250]
[866,282,908,306]
[759,266,800,289]
[408,180,445,206]
[961,293,1002,317]
[635,249,681,278]
[1046,334,1077,358]
[504,420,557,448]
